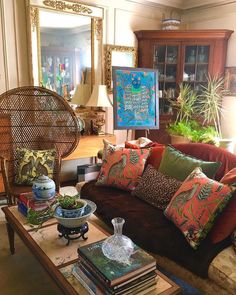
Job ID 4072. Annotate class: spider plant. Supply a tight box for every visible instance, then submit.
[197,75,228,139]
[170,83,198,123]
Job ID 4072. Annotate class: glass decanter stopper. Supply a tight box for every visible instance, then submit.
[102,217,134,264]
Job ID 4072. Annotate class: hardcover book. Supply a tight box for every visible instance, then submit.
[72,264,157,295]
[19,192,55,211]
[77,239,156,287]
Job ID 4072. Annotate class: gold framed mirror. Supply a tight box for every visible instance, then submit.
[26,0,103,99]
[104,45,137,92]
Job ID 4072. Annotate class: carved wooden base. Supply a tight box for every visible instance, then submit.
[57,222,88,246]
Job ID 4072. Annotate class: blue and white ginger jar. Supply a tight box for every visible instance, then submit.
[32,175,56,200]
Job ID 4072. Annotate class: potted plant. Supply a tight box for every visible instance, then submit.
[197,75,235,152]
[57,194,87,218]
[167,83,199,143]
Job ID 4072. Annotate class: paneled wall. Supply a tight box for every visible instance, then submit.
[184,2,236,151]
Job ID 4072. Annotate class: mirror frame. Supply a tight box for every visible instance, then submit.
[104,44,137,92]
[26,0,104,89]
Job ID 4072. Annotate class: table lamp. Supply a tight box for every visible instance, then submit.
[86,84,112,135]
[71,84,91,107]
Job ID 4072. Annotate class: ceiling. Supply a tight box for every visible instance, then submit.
[129,0,235,10]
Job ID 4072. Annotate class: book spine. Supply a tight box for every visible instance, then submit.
[72,265,109,295]
[78,254,110,285]
[79,263,114,294]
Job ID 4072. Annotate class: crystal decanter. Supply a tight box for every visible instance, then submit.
[102,217,134,264]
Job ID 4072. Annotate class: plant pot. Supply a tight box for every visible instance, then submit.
[170,135,191,144]
[59,199,87,218]
[218,138,235,153]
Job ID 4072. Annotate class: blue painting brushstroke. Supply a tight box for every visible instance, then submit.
[115,69,157,128]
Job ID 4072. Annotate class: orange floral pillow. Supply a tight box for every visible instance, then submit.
[164,167,235,249]
[96,148,150,191]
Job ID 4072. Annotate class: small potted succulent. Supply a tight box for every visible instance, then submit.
[57,194,87,218]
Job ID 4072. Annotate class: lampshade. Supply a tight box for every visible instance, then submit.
[71,84,91,106]
[86,85,112,107]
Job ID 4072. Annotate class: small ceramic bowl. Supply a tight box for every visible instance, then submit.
[54,200,97,228]
[59,199,87,218]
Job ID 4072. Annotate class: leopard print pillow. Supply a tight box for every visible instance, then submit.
[132,165,182,210]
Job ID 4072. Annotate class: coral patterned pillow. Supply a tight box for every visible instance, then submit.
[96,148,150,191]
[164,167,235,249]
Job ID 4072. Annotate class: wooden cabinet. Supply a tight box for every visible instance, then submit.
[134,29,233,143]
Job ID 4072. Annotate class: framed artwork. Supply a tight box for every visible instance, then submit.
[104,45,137,92]
[112,66,159,130]
[225,67,236,95]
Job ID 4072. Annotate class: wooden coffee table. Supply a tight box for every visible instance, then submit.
[2,206,181,295]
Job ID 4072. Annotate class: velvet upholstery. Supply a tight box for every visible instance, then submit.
[81,180,230,278]
[81,143,236,278]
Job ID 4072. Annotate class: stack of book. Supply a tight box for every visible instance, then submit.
[17,192,56,217]
[73,239,157,295]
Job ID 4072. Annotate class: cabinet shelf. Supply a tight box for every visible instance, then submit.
[134,29,233,144]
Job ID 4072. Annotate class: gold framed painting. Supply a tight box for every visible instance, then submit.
[104,45,137,92]
[225,67,236,96]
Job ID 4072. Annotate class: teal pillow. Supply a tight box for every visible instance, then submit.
[158,145,221,181]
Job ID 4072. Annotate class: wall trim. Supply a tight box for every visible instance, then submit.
[0,0,9,90]
[184,0,236,13]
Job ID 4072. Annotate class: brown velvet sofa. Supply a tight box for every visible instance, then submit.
[81,143,236,294]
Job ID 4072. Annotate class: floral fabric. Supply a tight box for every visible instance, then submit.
[164,167,235,249]
[96,148,149,191]
[15,148,56,185]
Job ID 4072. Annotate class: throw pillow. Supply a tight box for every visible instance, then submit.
[124,137,153,149]
[159,145,221,181]
[132,165,182,209]
[96,148,150,191]
[210,168,236,243]
[164,167,235,249]
[101,139,123,161]
[15,148,56,185]
[146,145,165,170]
[220,167,236,186]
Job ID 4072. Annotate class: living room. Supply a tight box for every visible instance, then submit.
[0,0,236,295]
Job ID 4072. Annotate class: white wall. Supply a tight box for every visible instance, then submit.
[0,0,173,181]
[184,2,236,151]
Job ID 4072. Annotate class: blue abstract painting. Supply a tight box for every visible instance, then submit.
[113,67,159,130]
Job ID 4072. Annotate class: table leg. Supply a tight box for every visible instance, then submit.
[6,222,15,254]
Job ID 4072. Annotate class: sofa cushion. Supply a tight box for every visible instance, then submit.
[15,148,56,185]
[164,167,235,249]
[96,148,149,191]
[146,145,165,170]
[81,180,231,278]
[173,143,236,181]
[209,168,236,243]
[159,145,221,181]
[132,165,182,209]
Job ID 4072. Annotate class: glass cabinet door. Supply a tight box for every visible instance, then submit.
[153,44,179,114]
[184,45,209,91]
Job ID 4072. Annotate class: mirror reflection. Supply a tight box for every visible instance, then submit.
[39,9,92,99]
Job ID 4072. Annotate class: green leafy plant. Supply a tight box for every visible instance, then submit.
[167,120,194,140]
[197,75,228,138]
[171,83,198,124]
[57,194,83,210]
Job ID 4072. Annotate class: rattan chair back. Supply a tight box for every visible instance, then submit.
[0,86,79,204]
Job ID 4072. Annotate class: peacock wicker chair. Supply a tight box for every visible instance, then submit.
[0,86,79,205]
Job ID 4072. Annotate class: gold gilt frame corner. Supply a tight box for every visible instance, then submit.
[104,45,137,92]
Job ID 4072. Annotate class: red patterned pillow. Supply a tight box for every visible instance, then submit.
[164,167,235,249]
[210,168,236,243]
[96,148,150,191]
